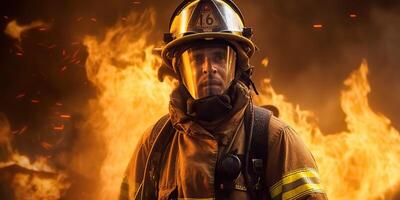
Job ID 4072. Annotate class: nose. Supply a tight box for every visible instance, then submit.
[202,59,217,74]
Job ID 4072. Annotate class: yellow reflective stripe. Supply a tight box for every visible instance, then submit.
[270,168,320,199]
[283,183,323,200]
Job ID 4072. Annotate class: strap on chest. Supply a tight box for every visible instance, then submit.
[243,105,272,199]
[138,115,174,200]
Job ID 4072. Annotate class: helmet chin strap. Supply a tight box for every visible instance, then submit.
[229,41,260,95]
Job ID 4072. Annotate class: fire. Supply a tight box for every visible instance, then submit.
[83,10,400,200]
[4,20,48,41]
[84,9,174,199]
[255,60,400,199]
[0,114,71,199]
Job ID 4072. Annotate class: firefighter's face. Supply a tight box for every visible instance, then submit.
[177,44,236,99]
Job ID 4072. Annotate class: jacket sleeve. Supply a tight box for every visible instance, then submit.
[265,116,328,200]
[119,125,155,200]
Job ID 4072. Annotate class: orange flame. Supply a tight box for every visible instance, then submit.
[4,20,48,41]
[0,115,70,199]
[255,60,400,199]
[84,9,174,199]
[83,10,400,200]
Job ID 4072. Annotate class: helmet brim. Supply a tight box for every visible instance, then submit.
[161,32,255,69]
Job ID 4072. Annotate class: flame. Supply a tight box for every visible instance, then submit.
[84,9,174,199]
[255,60,400,199]
[12,172,69,200]
[83,10,400,200]
[0,114,70,199]
[4,20,48,41]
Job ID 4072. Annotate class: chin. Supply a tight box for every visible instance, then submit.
[200,85,224,96]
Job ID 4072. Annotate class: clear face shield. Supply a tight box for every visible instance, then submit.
[176,44,236,99]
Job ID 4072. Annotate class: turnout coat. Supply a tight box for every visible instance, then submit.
[120,83,327,200]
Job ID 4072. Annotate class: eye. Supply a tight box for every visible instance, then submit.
[213,52,225,63]
[194,54,205,64]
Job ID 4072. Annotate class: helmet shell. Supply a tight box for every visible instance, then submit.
[161,0,255,71]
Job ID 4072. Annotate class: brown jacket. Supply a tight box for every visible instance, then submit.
[120,83,327,200]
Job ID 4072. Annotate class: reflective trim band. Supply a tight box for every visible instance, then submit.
[233,183,247,191]
[270,168,324,200]
[282,183,323,200]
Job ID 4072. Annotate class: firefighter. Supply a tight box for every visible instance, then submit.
[120,0,328,199]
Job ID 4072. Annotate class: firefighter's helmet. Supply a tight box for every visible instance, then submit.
[161,0,255,70]
[160,0,256,99]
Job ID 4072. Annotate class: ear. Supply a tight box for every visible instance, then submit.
[158,64,179,82]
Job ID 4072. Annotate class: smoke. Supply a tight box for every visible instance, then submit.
[368,4,400,131]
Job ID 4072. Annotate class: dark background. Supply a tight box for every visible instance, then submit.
[0,0,399,198]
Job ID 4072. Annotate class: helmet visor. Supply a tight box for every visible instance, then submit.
[178,44,236,99]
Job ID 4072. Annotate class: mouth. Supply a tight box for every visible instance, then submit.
[198,79,224,88]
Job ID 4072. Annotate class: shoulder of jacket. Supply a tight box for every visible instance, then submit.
[267,115,296,145]
[137,114,170,152]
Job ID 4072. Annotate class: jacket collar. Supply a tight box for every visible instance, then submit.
[169,82,250,140]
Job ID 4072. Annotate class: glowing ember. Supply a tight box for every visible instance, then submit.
[60,114,71,119]
[313,24,323,29]
[31,99,40,104]
[349,14,358,18]
[261,57,270,68]
[53,125,64,131]
[15,93,25,99]
[41,142,53,150]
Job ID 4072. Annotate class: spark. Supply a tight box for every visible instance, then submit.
[349,14,358,18]
[313,24,323,29]
[62,49,67,57]
[31,99,40,104]
[60,66,68,72]
[16,93,26,99]
[132,1,141,5]
[59,115,71,119]
[12,126,27,135]
[47,44,56,49]
[53,125,64,131]
[261,57,269,68]
[41,142,53,150]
